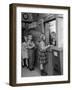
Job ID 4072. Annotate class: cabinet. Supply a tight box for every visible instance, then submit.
[52,48,63,75]
[45,47,63,75]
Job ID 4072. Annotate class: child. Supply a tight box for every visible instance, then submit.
[27,34,35,71]
[21,35,29,68]
[39,34,50,76]
[50,32,56,46]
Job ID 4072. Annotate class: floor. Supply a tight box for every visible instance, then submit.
[21,52,54,77]
[21,67,41,77]
[21,59,53,77]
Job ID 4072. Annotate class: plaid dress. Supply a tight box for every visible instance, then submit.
[38,41,48,64]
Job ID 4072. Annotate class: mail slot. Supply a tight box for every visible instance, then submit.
[52,48,63,75]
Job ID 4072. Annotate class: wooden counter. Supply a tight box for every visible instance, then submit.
[45,46,63,75]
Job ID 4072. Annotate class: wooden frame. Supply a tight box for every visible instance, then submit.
[9,3,70,86]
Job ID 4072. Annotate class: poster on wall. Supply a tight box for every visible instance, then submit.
[9,3,70,86]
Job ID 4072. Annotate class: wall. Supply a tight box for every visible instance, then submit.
[0,0,72,90]
[57,17,63,48]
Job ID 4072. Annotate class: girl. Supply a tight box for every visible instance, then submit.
[27,34,35,71]
[39,34,50,76]
[21,35,29,68]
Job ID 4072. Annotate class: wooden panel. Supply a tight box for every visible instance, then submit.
[52,49,62,75]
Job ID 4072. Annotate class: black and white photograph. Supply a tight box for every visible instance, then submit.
[9,3,70,86]
[21,13,63,77]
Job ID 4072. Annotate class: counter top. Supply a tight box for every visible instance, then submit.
[47,46,63,52]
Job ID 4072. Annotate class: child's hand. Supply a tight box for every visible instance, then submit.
[46,45,50,49]
[48,45,50,47]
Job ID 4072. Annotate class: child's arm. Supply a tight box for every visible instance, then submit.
[32,42,35,48]
[22,42,27,50]
[45,45,50,49]
[27,42,35,49]
[40,42,50,50]
[42,45,50,50]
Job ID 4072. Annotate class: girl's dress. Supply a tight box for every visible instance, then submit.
[21,42,28,60]
[38,41,48,64]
